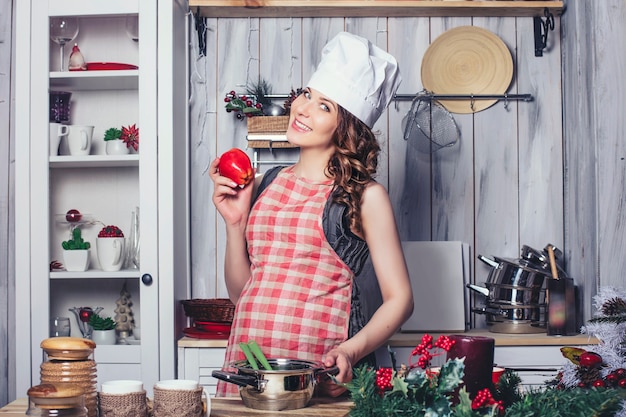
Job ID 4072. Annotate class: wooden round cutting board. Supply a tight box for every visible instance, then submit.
[421,26,513,114]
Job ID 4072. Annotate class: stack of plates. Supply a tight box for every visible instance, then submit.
[183,320,232,339]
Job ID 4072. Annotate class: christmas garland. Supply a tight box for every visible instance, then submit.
[343,286,626,417]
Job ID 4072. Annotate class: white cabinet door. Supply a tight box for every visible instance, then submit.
[14,0,189,398]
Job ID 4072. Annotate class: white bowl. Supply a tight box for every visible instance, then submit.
[101,380,144,394]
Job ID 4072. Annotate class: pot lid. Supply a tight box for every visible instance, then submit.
[421,26,513,114]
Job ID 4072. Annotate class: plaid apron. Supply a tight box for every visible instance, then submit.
[216,166,353,396]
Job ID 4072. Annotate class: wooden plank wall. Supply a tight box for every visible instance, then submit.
[188,13,566,324]
[562,1,626,319]
[0,0,13,407]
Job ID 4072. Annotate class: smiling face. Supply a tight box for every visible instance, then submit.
[286,88,339,151]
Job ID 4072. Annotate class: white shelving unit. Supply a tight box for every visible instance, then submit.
[15,0,190,398]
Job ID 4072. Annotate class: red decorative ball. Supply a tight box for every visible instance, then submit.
[618,378,626,388]
[65,209,82,223]
[579,352,603,369]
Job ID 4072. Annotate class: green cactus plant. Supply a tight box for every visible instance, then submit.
[62,227,91,250]
[88,312,116,330]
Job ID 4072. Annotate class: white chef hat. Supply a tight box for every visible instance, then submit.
[307,32,402,128]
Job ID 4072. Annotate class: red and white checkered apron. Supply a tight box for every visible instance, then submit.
[216,166,353,396]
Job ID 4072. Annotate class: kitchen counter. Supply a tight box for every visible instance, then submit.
[178,329,599,348]
[0,397,352,417]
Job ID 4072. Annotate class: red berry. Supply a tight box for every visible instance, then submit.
[579,351,603,369]
[616,368,626,378]
[229,90,236,96]
[619,378,626,388]
[606,373,619,386]
[577,382,587,388]
[592,379,606,388]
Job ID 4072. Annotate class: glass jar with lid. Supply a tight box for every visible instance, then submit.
[26,383,87,417]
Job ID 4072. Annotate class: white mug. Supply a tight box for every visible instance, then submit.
[67,125,94,156]
[96,237,125,272]
[49,123,69,156]
[154,380,209,416]
[101,380,144,394]
[155,379,200,390]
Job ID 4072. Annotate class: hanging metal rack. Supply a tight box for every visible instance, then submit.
[393,93,533,102]
[264,92,534,102]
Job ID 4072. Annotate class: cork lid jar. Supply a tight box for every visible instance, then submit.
[40,337,95,361]
[26,383,87,416]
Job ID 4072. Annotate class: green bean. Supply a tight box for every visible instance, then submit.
[239,342,259,370]
[248,340,273,371]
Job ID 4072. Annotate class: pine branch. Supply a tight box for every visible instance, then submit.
[588,314,626,324]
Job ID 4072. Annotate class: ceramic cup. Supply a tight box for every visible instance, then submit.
[49,123,69,156]
[153,380,209,417]
[99,382,148,417]
[67,125,94,156]
[155,380,200,390]
[101,380,144,394]
[96,237,125,272]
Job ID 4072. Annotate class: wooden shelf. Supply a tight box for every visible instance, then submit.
[50,70,139,91]
[48,0,138,17]
[49,155,139,168]
[189,1,564,18]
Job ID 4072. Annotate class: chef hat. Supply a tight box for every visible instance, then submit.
[307,32,402,128]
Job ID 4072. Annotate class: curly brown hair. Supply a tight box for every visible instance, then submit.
[326,106,380,235]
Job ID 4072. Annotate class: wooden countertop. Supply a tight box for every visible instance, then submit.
[0,398,26,415]
[179,329,598,348]
[0,397,352,417]
[210,397,351,417]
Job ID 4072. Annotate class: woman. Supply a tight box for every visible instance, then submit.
[210,32,414,397]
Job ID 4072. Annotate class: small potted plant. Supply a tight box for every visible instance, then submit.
[61,227,91,272]
[88,312,117,345]
[96,225,125,272]
[103,124,139,155]
[103,127,127,155]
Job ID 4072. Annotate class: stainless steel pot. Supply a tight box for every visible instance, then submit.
[478,254,551,288]
[469,244,567,333]
[212,358,339,411]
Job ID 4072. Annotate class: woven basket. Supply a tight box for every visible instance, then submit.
[247,116,289,133]
[181,298,235,323]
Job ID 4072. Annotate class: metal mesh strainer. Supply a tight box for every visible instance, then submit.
[402,91,460,152]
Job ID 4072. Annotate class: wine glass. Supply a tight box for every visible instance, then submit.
[125,16,139,42]
[50,17,79,71]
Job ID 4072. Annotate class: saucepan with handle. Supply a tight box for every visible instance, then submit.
[212,358,339,411]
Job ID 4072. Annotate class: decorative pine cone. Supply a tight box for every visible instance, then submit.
[601,297,626,316]
[577,366,601,386]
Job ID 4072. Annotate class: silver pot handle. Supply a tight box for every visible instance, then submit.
[314,366,340,382]
[477,254,500,268]
[211,370,259,388]
[466,284,489,297]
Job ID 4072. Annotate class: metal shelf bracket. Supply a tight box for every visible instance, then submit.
[534,7,555,57]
